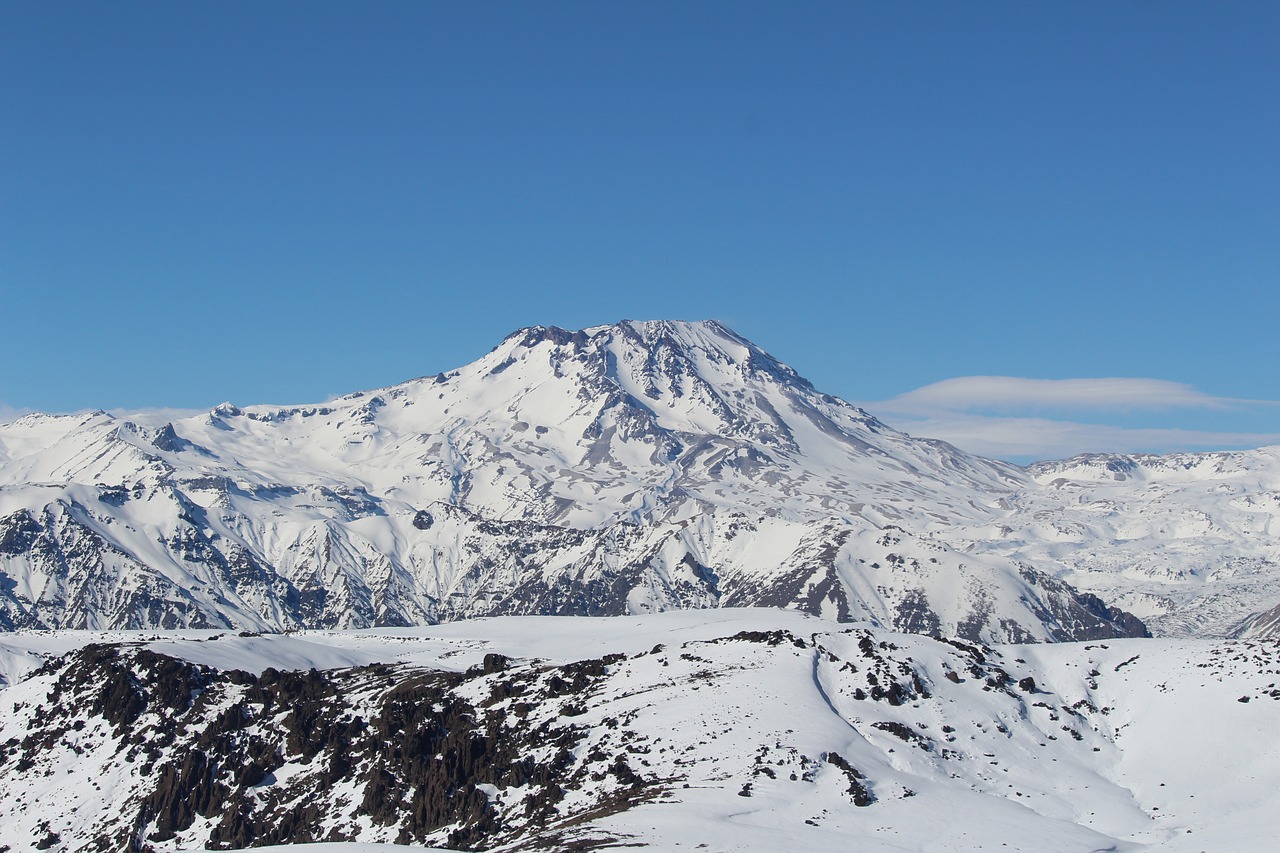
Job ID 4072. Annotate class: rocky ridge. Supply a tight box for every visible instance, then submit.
[1,612,1278,851]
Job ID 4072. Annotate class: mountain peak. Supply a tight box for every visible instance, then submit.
[493,319,815,398]
[505,318,740,352]
[601,318,739,342]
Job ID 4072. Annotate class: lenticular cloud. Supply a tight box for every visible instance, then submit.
[884,376,1240,413]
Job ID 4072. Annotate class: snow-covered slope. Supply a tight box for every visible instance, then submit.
[0,319,1274,638]
[1,611,1277,851]
[1,321,1020,526]
[958,448,1280,637]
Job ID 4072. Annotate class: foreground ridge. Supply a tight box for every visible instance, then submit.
[0,611,1277,851]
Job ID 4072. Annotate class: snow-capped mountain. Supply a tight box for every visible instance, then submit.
[2,612,1277,851]
[0,319,1275,639]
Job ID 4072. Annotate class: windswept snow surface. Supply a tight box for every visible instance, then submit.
[1,611,1277,851]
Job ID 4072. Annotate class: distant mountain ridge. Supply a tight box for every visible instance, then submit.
[1,319,1276,638]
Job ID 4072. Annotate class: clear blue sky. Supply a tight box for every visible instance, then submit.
[2,1,1277,460]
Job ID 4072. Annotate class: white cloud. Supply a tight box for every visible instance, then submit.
[884,412,1280,462]
[0,404,210,428]
[0,403,32,425]
[106,406,209,423]
[865,376,1280,462]
[883,376,1262,414]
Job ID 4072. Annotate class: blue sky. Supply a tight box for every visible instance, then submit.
[2,1,1277,461]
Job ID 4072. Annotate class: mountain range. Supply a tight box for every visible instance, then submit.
[2,320,1277,640]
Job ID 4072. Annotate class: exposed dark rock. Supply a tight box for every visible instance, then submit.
[3,643,654,851]
[481,653,512,674]
[0,510,43,557]
[727,533,854,622]
[894,589,942,636]
[708,629,807,649]
[151,423,193,453]
[871,721,933,751]
[825,752,874,806]
[1016,564,1150,641]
